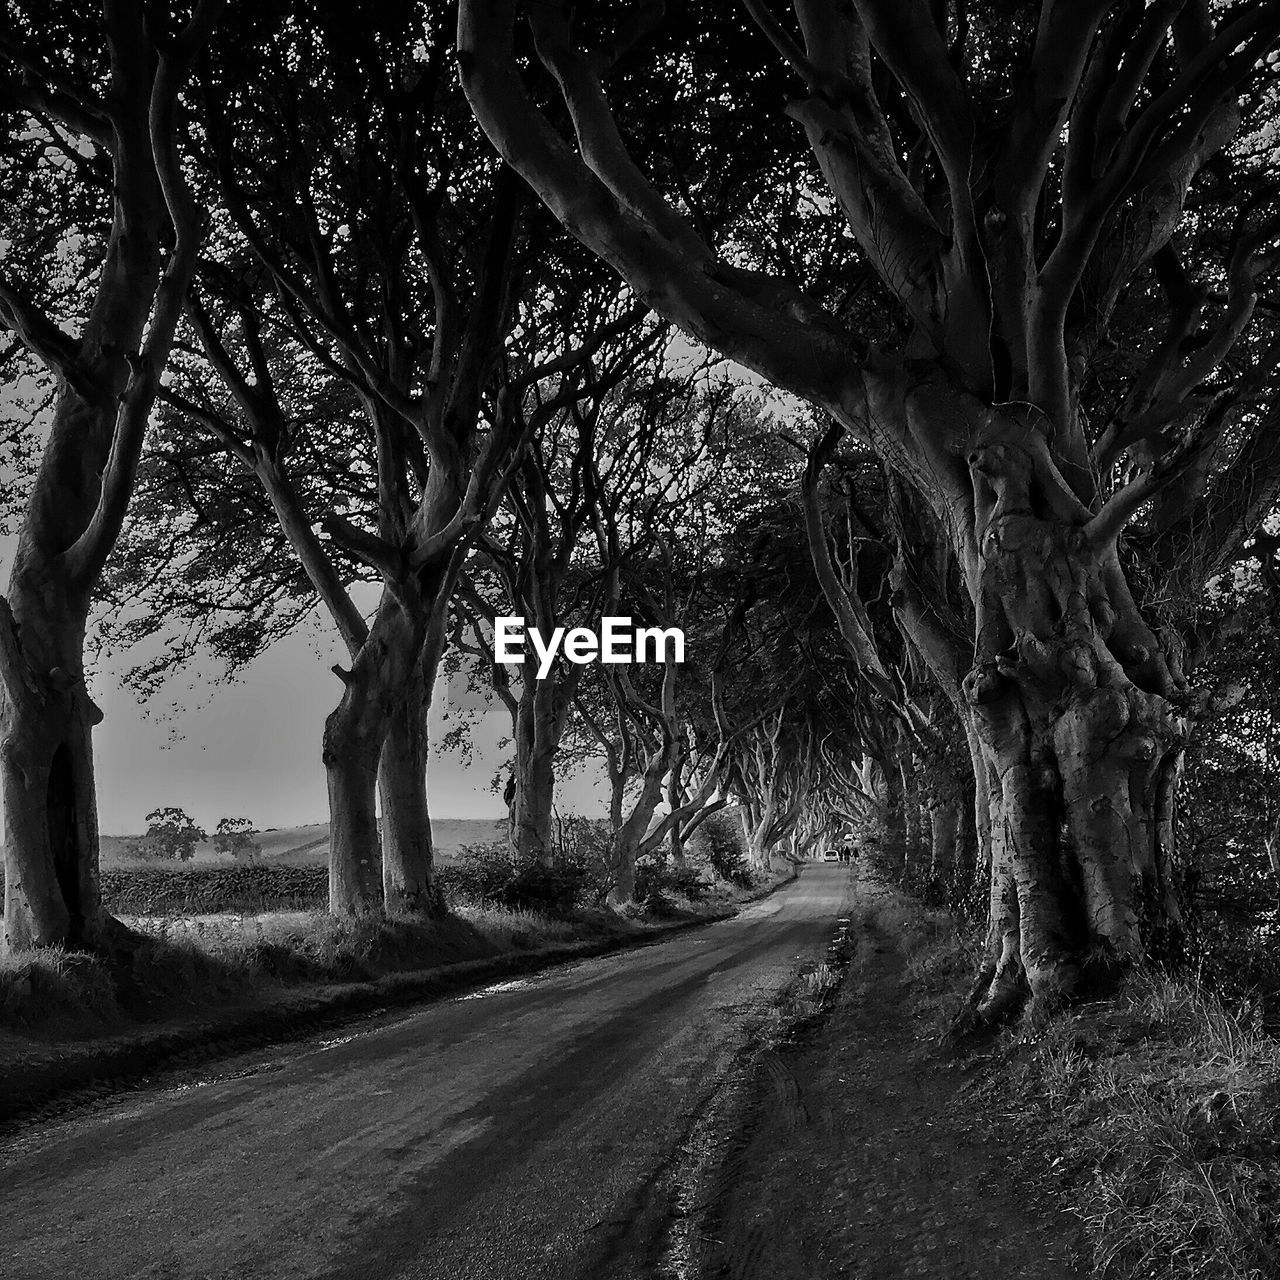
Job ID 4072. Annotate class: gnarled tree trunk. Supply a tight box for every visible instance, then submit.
[928,789,959,883]
[899,753,922,875]
[959,424,1188,1023]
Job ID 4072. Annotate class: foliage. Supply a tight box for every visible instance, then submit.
[442,821,743,915]
[127,807,206,863]
[212,817,261,862]
[691,811,752,887]
[633,857,709,909]
[553,815,618,900]
[439,841,592,916]
[460,0,1280,1012]
[1178,587,1280,998]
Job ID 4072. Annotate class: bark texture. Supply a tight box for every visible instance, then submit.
[959,422,1188,1021]
[508,664,576,866]
[0,595,105,950]
[377,648,443,918]
[323,570,456,916]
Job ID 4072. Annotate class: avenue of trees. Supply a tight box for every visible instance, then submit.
[3,0,1280,1027]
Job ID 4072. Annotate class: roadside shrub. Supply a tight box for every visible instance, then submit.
[692,811,752,887]
[635,857,708,907]
[438,840,514,903]
[554,815,617,900]
[0,947,121,1029]
[439,840,589,915]
[499,860,591,914]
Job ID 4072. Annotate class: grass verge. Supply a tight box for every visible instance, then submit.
[871,878,1280,1280]
[0,864,796,1041]
[998,974,1280,1280]
[0,904,623,1037]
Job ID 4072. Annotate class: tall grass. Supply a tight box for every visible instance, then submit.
[1008,974,1280,1280]
[0,947,121,1031]
[860,867,1280,1280]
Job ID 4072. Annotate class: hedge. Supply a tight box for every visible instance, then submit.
[97,865,330,915]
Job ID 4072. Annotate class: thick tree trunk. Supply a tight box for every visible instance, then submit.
[324,679,385,917]
[324,588,429,916]
[955,782,977,884]
[960,425,1188,1024]
[666,762,686,868]
[963,714,992,887]
[0,15,206,951]
[508,675,561,866]
[378,683,443,918]
[924,753,974,888]
[881,760,905,865]
[377,618,450,917]
[0,594,108,951]
[607,745,669,906]
[608,829,640,904]
[929,790,959,882]
[746,823,774,872]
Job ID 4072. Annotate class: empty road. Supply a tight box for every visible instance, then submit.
[3,865,848,1280]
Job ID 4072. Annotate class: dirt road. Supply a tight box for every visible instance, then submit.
[2,865,848,1280]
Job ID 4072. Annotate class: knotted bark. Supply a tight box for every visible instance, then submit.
[959,422,1188,1024]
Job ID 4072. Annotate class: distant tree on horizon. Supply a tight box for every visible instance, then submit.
[129,808,206,863]
[212,817,260,862]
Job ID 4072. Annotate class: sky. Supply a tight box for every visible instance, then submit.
[0,532,610,836]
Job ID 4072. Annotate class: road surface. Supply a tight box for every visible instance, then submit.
[3,865,848,1280]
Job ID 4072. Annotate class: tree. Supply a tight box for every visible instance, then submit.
[130,807,205,862]
[212,817,260,862]
[456,342,738,869]
[548,379,769,901]
[185,4,528,918]
[728,710,810,871]
[454,305,666,867]
[102,3,636,917]
[0,0,220,951]
[459,1,1280,1022]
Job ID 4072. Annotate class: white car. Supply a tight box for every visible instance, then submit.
[822,849,841,862]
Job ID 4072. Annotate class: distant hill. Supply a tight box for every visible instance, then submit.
[100,817,507,870]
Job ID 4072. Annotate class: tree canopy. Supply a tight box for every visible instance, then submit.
[2,1,1279,1036]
